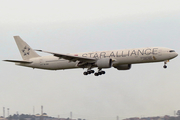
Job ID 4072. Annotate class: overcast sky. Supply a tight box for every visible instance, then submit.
[1,0,180,120]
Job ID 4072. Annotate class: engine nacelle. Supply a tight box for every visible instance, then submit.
[114,64,132,70]
[96,58,112,69]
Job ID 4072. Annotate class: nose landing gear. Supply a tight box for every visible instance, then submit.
[163,60,169,69]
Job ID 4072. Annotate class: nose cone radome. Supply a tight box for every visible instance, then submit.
[168,49,178,59]
[171,52,178,59]
[175,52,178,57]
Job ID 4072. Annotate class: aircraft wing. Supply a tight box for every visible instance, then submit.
[36,50,96,62]
[3,60,32,63]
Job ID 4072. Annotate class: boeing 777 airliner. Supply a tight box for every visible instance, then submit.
[4,36,178,76]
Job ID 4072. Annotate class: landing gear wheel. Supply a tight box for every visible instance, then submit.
[83,72,88,75]
[163,65,167,69]
[87,71,91,74]
[101,71,105,74]
[94,73,99,76]
[91,70,95,73]
[83,69,95,76]
[98,72,102,75]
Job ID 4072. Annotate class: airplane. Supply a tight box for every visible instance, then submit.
[4,36,178,76]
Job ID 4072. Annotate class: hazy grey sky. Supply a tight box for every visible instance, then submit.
[1,0,180,120]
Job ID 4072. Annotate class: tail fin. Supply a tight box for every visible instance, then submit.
[14,36,40,60]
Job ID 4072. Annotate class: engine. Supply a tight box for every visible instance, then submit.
[114,64,132,70]
[96,58,112,69]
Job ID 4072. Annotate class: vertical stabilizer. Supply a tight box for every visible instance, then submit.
[14,36,40,60]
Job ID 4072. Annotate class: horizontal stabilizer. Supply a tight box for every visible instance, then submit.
[3,60,32,63]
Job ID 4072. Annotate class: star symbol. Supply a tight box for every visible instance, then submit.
[22,46,30,56]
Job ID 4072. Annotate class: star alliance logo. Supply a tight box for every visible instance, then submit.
[22,46,31,56]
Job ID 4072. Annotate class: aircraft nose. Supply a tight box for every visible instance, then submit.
[175,52,178,57]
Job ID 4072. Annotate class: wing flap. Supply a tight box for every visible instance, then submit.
[3,60,32,63]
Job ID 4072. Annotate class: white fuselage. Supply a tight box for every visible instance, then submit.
[16,47,178,70]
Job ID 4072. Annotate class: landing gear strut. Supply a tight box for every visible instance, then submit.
[163,61,168,69]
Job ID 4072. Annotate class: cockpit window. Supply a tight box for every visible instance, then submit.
[169,50,175,52]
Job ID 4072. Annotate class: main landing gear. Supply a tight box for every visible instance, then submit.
[94,69,105,76]
[83,69,106,76]
[83,70,95,75]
